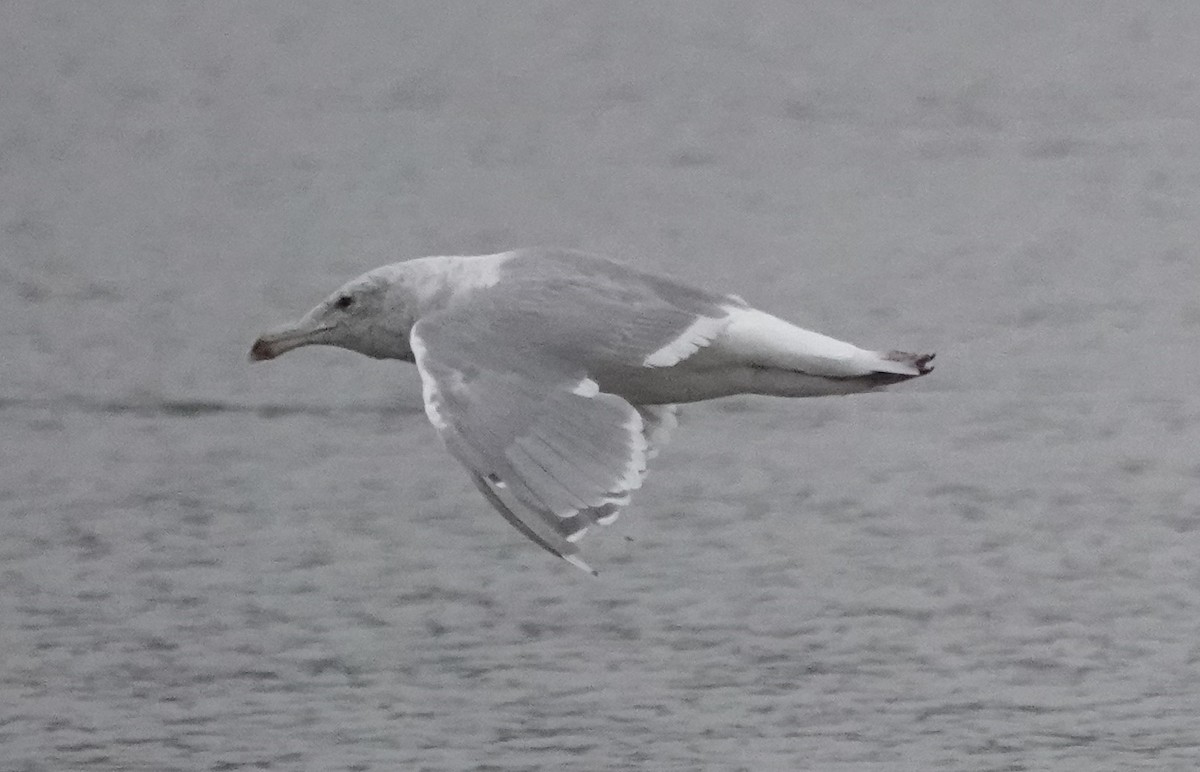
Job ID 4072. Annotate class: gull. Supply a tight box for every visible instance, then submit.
[250,248,933,573]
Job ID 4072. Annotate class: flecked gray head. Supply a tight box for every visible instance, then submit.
[250,253,511,364]
[250,263,422,363]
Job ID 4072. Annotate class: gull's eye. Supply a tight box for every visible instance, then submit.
[334,295,353,310]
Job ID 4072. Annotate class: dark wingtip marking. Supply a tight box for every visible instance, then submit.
[884,350,936,376]
[864,351,935,385]
[249,337,276,361]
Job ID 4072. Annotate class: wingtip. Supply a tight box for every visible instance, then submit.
[564,553,599,576]
[884,350,936,376]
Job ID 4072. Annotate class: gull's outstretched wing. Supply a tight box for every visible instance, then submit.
[412,322,647,571]
[407,252,727,571]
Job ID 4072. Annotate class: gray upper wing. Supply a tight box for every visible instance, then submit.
[479,249,745,371]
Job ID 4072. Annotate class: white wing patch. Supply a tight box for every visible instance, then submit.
[613,409,649,493]
[638,404,678,461]
[410,331,450,431]
[642,314,730,368]
[571,377,600,397]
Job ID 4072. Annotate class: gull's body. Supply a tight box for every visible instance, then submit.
[251,248,933,573]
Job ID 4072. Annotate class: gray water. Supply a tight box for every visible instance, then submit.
[4,3,1200,770]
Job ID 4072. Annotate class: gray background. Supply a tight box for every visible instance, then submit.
[4,3,1200,770]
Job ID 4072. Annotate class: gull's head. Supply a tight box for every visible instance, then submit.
[250,264,420,363]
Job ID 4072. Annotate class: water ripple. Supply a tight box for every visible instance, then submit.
[0,394,423,419]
